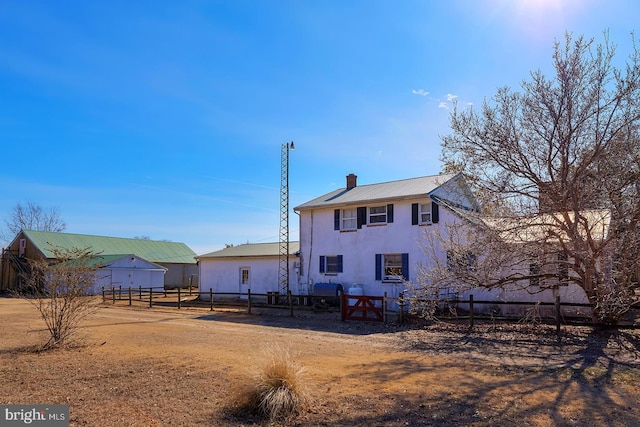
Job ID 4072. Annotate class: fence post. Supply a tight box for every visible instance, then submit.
[469,294,474,329]
[247,289,252,314]
[112,287,115,304]
[149,288,153,308]
[398,292,404,324]
[288,290,293,317]
[210,288,213,311]
[383,292,388,323]
[555,295,561,337]
[102,287,105,303]
[178,286,181,309]
[128,287,132,306]
[119,285,122,299]
[139,286,142,300]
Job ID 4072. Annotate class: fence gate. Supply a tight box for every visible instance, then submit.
[341,292,384,322]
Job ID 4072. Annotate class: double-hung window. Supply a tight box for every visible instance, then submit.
[320,255,343,274]
[383,254,403,281]
[369,204,394,225]
[369,205,387,224]
[419,203,432,224]
[341,208,357,230]
[412,202,439,225]
[375,253,409,282]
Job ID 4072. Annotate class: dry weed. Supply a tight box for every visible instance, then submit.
[230,344,309,423]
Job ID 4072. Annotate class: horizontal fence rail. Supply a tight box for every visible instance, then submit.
[101,287,605,331]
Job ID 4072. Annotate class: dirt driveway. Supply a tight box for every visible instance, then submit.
[1,297,640,426]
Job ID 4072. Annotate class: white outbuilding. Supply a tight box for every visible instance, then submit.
[197,242,300,300]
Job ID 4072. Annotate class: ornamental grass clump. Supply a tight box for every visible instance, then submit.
[242,345,309,422]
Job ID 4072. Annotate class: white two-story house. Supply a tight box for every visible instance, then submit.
[293,173,480,301]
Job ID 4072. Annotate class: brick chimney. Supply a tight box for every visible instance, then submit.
[346,173,357,190]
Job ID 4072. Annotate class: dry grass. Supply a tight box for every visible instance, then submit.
[229,345,309,422]
[3,297,640,426]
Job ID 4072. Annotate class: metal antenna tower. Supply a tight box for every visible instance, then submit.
[278,141,294,299]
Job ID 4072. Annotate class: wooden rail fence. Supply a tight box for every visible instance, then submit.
[102,286,597,331]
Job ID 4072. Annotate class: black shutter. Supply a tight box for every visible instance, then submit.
[337,255,343,273]
[334,209,340,230]
[401,253,409,281]
[375,254,382,281]
[386,204,394,223]
[411,203,419,225]
[432,202,439,223]
[319,256,325,273]
[357,207,367,229]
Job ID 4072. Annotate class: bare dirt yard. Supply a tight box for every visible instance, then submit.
[2,296,640,426]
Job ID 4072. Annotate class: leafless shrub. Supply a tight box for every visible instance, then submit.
[18,246,100,350]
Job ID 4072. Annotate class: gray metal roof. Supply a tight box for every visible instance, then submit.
[294,173,458,210]
[197,241,300,259]
[85,254,168,270]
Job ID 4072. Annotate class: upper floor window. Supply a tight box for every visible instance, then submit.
[341,208,357,230]
[369,204,394,224]
[419,203,432,224]
[412,201,439,225]
[334,205,392,230]
[369,205,387,224]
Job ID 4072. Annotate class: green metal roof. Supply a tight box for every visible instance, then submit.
[197,241,300,259]
[22,230,197,264]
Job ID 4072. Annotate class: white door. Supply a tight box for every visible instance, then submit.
[239,267,250,299]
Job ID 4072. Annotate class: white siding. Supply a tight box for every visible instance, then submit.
[198,256,299,300]
[298,198,450,300]
[93,256,166,295]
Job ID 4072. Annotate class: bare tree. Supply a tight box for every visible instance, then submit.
[3,201,66,241]
[428,32,640,324]
[19,247,100,349]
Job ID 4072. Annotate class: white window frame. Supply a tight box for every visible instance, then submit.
[341,208,357,230]
[240,267,250,285]
[324,255,341,274]
[419,203,432,224]
[369,205,387,224]
[383,254,403,282]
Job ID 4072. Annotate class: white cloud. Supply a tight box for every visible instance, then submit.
[446,93,458,101]
[438,102,449,109]
[412,89,429,96]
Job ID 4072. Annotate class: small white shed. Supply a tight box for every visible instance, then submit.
[92,254,167,295]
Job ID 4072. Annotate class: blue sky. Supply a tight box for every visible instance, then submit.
[0,0,637,254]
